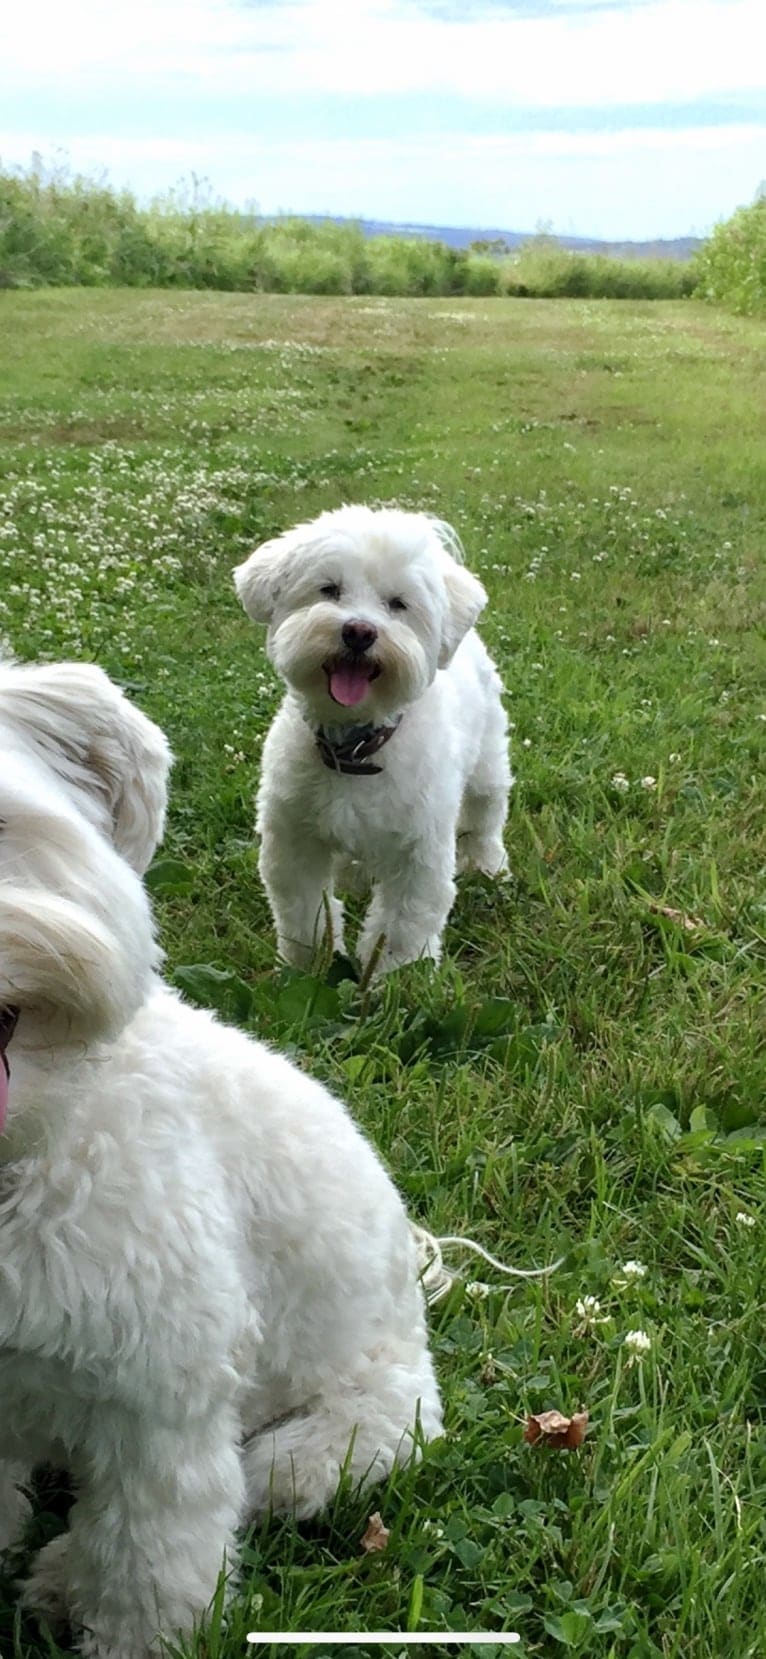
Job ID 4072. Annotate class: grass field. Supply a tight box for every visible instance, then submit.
[1,288,765,1659]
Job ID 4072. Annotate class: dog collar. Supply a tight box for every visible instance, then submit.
[0,1006,19,1134]
[315,716,402,776]
[0,1006,19,1077]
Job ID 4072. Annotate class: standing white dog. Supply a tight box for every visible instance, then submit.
[0,656,442,1659]
[234,506,511,975]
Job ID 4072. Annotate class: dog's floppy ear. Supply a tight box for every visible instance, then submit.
[434,525,488,668]
[234,531,293,624]
[3,663,172,874]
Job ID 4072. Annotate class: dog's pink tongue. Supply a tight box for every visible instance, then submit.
[329,664,371,707]
[0,1066,8,1135]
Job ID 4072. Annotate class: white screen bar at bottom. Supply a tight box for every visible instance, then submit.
[247,1636,521,1646]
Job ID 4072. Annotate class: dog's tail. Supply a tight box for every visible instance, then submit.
[411,1223,564,1306]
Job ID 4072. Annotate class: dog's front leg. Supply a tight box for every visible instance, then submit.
[22,1410,244,1659]
[358,843,457,976]
[259,821,343,968]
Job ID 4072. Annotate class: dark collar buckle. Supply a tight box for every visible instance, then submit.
[315,716,402,777]
[0,1006,19,1078]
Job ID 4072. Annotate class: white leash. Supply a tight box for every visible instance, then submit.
[411,1224,564,1306]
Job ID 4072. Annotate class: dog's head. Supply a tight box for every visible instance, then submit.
[234,506,487,724]
[0,658,171,1046]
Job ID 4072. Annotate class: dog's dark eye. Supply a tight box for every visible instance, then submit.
[388,597,407,613]
[320,583,341,601]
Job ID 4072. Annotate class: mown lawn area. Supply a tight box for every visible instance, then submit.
[1,288,765,1658]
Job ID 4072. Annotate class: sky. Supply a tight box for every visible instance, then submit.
[1,0,764,241]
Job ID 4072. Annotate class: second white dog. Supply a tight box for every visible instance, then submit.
[0,656,442,1659]
[234,506,512,975]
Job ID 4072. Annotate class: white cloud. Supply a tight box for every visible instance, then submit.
[1,0,764,107]
[3,121,762,236]
[6,122,761,168]
[1,0,763,237]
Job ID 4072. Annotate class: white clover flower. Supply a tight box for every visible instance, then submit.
[613,1260,647,1289]
[465,1281,491,1301]
[624,1329,652,1365]
[612,772,630,793]
[640,776,657,791]
[575,1295,609,1331]
[735,1211,756,1228]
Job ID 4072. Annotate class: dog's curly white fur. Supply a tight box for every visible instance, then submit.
[234,505,512,975]
[0,657,442,1659]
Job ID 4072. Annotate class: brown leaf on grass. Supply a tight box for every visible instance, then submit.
[524,1409,589,1449]
[646,901,706,934]
[360,1511,390,1553]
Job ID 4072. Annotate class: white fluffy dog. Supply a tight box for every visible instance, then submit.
[234,505,512,976]
[0,657,442,1659]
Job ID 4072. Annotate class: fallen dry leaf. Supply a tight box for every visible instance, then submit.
[646,902,706,934]
[524,1409,589,1449]
[360,1511,390,1553]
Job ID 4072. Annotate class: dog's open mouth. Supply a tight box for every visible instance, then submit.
[324,655,381,708]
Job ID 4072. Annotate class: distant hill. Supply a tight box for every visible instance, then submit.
[287,215,702,262]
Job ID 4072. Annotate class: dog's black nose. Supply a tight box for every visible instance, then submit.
[342,620,378,654]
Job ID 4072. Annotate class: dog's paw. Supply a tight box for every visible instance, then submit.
[76,1630,159,1659]
[361,940,443,981]
[457,838,510,879]
[20,1532,70,1629]
[245,1432,340,1520]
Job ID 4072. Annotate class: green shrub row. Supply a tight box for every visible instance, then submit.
[692,195,766,316]
[0,159,696,300]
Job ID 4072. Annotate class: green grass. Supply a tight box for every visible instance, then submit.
[1,288,765,1659]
